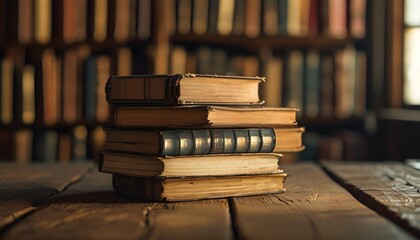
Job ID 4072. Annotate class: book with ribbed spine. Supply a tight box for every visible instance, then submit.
[99,152,283,178]
[104,127,305,156]
[105,73,265,105]
[112,173,288,202]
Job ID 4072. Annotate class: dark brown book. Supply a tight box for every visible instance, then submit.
[105,73,265,105]
[104,127,305,155]
[112,173,288,201]
[100,152,284,178]
[112,106,298,128]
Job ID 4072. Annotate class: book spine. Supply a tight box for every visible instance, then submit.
[105,74,181,105]
[160,128,276,156]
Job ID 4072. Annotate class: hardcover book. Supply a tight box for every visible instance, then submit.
[112,173,288,201]
[112,105,298,128]
[99,152,283,178]
[105,73,265,105]
[104,127,305,155]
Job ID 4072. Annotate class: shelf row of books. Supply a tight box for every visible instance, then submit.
[301,130,368,161]
[100,73,304,201]
[0,125,105,162]
[0,0,366,46]
[0,0,152,45]
[169,44,367,119]
[0,46,151,126]
[170,0,366,38]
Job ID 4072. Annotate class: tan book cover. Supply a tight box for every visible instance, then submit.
[94,0,108,42]
[1,59,14,124]
[100,152,284,178]
[34,0,52,44]
[113,105,298,128]
[105,73,265,105]
[42,49,61,126]
[113,173,288,202]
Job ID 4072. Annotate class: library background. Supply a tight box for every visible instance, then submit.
[0,0,418,163]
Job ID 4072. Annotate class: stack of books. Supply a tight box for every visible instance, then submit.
[99,73,304,201]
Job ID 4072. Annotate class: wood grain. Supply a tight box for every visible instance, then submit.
[230,163,414,240]
[323,161,420,237]
[0,162,93,230]
[2,171,233,240]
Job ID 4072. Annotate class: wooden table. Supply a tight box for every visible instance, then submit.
[1,161,419,239]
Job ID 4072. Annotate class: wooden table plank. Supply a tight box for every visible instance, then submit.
[230,163,414,240]
[323,161,420,237]
[2,171,233,240]
[0,162,93,231]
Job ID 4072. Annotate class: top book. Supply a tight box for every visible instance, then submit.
[105,73,265,105]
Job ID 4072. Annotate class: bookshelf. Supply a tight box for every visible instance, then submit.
[0,0,373,162]
[0,0,155,162]
[162,0,370,161]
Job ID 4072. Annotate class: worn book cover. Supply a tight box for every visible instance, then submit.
[99,152,284,178]
[105,73,265,105]
[112,173,288,202]
[112,105,298,128]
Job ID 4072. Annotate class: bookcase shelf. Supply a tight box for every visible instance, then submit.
[2,39,152,51]
[0,0,379,163]
[171,34,365,51]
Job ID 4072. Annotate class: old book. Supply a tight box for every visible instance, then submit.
[62,47,90,124]
[262,55,283,107]
[114,0,132,42]
[1,58,14,124]
[278,0,288,35]
[177,0,192,34]
[137,0,152,39]
[192,0,208,34]
[169,46,187,74]
[328,0,347,39]
[42,49,61,126]
[287,0,302,36]
[263,0,279,36]
[95,55,110,122]
[34,0,52,44]
[303,50,320,118]
[62,0,87,43]
[15,129,33,163]
[232,0,245,35]
[93,0,108,42]
[112,173,288,201]
[117,48,133,76]
[217,0,235,35]
[244,0,261,37]
[350,0,366,38]
[284,51,303,116]
[100,152,283,178]
[34,130,57,162]
[113,105,298,128]
[354,51,366,116]
[335,46,356,118]
[320,54,334,117]
[308,0,318,36]
[207,0,219,34]
[22,65,35,124]
[105,73,265,105]
[18,0,33,43]
[104,127,305,155]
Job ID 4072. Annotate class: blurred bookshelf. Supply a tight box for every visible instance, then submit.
[0,0,394,162]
